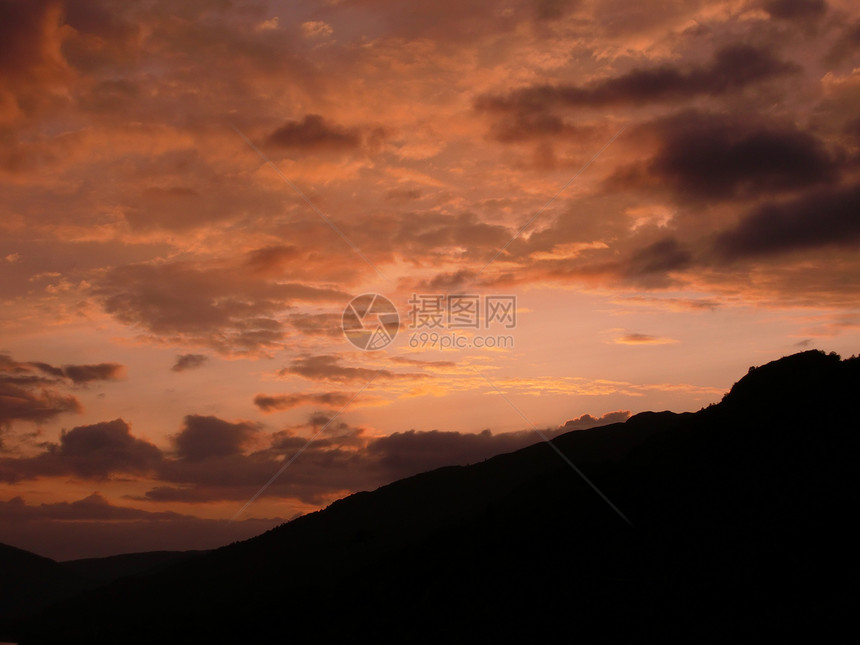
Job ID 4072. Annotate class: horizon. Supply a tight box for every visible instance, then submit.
[2,0,860,560]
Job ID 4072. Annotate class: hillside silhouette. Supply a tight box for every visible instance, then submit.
[60,550,208,588]
[0,543,81,630]
[6,350,860,643]
[0,547,205,642]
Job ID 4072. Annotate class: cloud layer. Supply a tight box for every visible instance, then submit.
[0,355,122,428]
[1,407,631,508]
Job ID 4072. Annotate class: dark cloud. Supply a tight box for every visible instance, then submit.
[244,246,301,277]
[0,492,183,521]
[488,112,592,143]
[562,411,630,429]
[424,269,481,292]
[0,354,85,427]
[254,392,354,413]
[284,312,343,338]
[324,0,520,42]
[267,114,363,151]
[533,0,579,21]
[393,212,512,259]
[763,0,827,21]
[825,20,860,65]
[126,185,206,231]
[172,415,260,462]
[132,486,210,503]
[477,45,798,114]
[0,418,162,482]
[8,407,623,554]
[61,363,124,384]
[25,362,66,379]
[62,0,133,40]
[385,188,423,201]
[53,419,162,477]
[98,263,274,334]
[280,355,421,383]
[715,182,860,259]
[368,410,628,480]
[613,112,839,201]
[152,436,373,506]
[27,360,124,384]
[0,379,80,427]
[0,355,123,428]
[59,0,141,73]
[117,159,306,232]
[846,117,860,143]
[626,237,692,277]
[172,354,208,372]
[95,260,349,354]
[367,428,529,478]
[0,0,63,82]
[1,407,635,513]
[81,78,140,113]
[402,269,486,295]
[149,416,615,505]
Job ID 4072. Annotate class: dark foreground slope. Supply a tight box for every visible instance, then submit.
[0,547,206,641]
[15,350,860,643]
[61,550,208,587]
[0,543,82,629]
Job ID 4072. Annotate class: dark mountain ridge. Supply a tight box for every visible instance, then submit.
[0,547,206,640]
[0,543,81,627]
[7,350,860,643]
[61,550,208,587]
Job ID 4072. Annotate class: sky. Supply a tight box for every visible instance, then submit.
[1,0,859,560]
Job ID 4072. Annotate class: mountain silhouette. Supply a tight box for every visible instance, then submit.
[0,543,82,631]
[6,350,859,643]
[60,550,208,587]
[0,546,205,642]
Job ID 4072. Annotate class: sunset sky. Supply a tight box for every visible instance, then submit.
[2,0,859,559]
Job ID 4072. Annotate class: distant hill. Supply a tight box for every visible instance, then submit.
[9,350,860,643]
[0,543,81,632]
[62,550,208,587]
[0,545,205,641]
